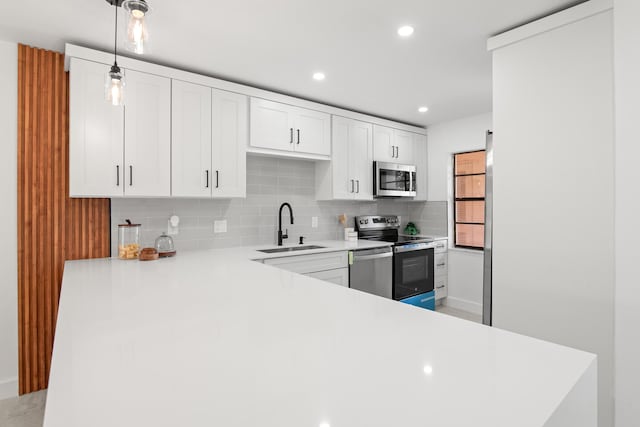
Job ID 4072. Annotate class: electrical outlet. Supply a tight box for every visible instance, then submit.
[311,216,318,228]
[214,220,227,233]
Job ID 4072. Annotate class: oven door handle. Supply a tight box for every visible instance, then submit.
[352,252,393,261]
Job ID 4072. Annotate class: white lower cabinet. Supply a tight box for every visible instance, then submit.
[434,239,448,300]
[263,251,349,286]
[305,268,349,287]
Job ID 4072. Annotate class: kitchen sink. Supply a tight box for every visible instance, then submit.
[258,245,326,254]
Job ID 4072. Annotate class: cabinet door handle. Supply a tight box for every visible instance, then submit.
[296,129,300,145]
[290,128,294,144]
[216,170,219,188]
[350,179,354,193]
[129,166,133,186]
[396,146,399,158]
[206,170,209,188]
[116,165,120,186]
[437,262,446,267]
[436,283,445,289]
[356,180,360,193]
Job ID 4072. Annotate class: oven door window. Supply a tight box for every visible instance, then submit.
[379,169,411,192]
[394,248,434,300]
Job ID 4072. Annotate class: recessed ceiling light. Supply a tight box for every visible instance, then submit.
[423,365,433,375]
[313,72,326,81]
[418,106,429,113]
[397,25,414,37]
[319,422,331,427]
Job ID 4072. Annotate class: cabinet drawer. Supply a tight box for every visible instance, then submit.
[264,251,348,274]
[435,275,447,291]
[305,268,349,287]
[433,239,448,253]
[435,253,448,276]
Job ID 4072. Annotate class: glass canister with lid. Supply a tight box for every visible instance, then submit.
[154,232,176,257]
[118,219,141,260]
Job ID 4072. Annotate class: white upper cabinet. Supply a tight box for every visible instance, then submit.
[412,133,428,201]
[69,58,124,197]
[394,130,415,164]
[373,125,415,164]
[316,116,373,201]
[250,98,330,157]
[172,80,212,198]
[123,69,171,197]
[293,108,331,156]
[211,88,247,198]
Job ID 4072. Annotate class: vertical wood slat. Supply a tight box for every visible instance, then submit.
[17,45,111,395]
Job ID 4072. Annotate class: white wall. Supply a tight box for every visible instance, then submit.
[613,0,640,425]
[427,112,491,314]
[0,40,18,399]
[491,8,614,427]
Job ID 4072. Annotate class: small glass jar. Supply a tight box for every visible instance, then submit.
[155,232,176,257]
[118,220,141,260]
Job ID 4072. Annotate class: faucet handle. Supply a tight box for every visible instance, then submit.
[299,236,305,245]
[283,229,289,239]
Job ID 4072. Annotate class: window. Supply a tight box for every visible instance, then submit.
[453,150,486,249]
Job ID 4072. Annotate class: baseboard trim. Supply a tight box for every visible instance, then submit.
[443,297,483,316]
[0,377,18,400]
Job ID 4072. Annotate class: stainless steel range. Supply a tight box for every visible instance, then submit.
[355,215,436,310]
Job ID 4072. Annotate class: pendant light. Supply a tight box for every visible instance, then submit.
[105,1,124,106]
[122,0,151,54]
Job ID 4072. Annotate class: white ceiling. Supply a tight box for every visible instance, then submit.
[0,0,585,126]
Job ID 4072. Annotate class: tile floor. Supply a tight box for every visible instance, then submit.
[0,390,46,427]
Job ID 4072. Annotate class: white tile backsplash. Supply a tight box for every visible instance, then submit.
[110,156,447,255]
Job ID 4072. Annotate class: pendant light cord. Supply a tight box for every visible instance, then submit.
[113,2,118,66]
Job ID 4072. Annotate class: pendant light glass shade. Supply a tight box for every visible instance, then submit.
[105,64,125,106]
[122,0,151,54]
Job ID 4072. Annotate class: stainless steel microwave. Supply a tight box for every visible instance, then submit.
[374,162,417,198]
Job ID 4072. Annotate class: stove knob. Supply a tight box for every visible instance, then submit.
[365,219,369,224]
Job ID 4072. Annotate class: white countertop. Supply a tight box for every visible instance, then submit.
[45,241,595,427]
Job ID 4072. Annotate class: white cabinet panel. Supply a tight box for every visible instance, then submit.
[373,125,415,164]
[306,268,349,287]
[413,133,428,201]
[394,130,415,164]
[69,58,124,197]
[171,80,212,198]
[124,70,171,197]
[250,98,294,152]
[317,116,372,201]
[211,88,247,198]
[293,108,331,156]
[250,98,330,157]
[329,117,351,200]
[373,125,394,162]
[349,120,373,200]
[435,253,448,277]
[263,251,348,274]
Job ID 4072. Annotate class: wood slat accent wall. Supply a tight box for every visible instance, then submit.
[17,45,111,395]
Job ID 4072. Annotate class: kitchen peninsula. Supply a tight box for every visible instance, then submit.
[44,244,596,427]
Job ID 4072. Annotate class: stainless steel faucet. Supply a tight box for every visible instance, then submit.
[278,202,294,246]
